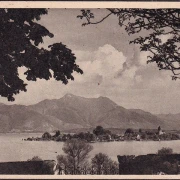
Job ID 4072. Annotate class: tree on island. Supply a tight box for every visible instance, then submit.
[53,130,61,137]
[125,128,134,135]
[93,126,111,136]
[78,9,180,80]
[77,131,96,142]
[93,126,104,136]
[158,126,161,132]
[42,132,51,139]
[0,9,83,101]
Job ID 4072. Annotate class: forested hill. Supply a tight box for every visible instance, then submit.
[0,94,178,132]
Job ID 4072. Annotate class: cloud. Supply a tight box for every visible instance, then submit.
[74,44,126,85]
[1,43,180,114]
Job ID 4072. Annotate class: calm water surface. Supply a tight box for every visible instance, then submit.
[1,133,180,162]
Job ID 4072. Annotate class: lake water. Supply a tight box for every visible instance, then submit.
[1,133,180,162]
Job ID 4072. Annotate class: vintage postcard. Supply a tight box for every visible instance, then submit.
[0,1,180,178]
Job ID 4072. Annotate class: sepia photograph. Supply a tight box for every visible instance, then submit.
[1,7,180,176]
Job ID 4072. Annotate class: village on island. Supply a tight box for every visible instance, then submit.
[24,125,180,142]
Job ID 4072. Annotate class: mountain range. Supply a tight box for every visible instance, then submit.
[0,94,179,132]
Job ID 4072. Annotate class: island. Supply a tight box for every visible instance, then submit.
[24,126,180,142]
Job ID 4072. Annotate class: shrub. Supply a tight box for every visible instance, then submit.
[158,147,173,155]
[28,156,42,161]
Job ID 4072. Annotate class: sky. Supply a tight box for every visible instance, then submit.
[1,8,180,114]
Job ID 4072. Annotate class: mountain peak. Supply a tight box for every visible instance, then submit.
[64,93,75,98]
[98,96,109,99]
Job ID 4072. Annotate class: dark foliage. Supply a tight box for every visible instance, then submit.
[158,147,173,155]
[54,130,61,137]
[62,139,93,172]
[76,132,96,142]
[56,152,118,175]
[0,160,55,174]
[125,128,134,134]
[118,153,180,174]
[91,153,118,174]
[27,156,42,161]
[93,126,104,136]
[42,132,51,139]
[78,9,180,80]
[0,9,83,101]
[158,126,161,131]
[93,126,111,136]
